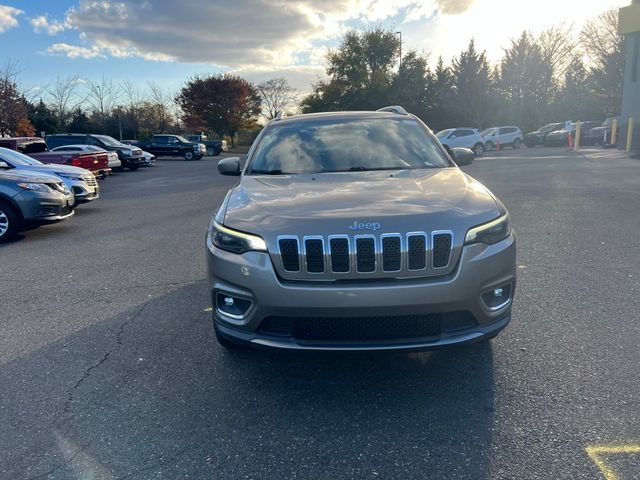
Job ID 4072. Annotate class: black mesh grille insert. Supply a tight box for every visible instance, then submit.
[305,239,324,273]
[356,237,376,272]
[407,235,426,270]
[291,314,442,341]
[382,236,401,271]
[330,238,350,273]
[279,238,300,271]
[433,233,452,268]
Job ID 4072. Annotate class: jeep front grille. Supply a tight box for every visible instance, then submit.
[276,231,453,278]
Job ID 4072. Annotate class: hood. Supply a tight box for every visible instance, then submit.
[34,164,91,175]
[0,169,63,183]
[222,168,501,242]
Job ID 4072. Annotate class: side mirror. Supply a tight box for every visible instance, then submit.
[451,147,474,166]
[0,160,11,169]
[218,157,241,176]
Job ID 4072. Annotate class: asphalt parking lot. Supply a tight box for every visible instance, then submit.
[1,148,639,479]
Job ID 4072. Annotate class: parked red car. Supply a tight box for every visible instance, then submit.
[0,137,111,177]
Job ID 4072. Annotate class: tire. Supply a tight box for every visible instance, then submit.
[513,138,522,149]
[184,151,194,161]
[473,143,485,156]
[0,201,19,243]
[485,141,494,151]
[207,147,215,156]
[214,325,244,350]
[128,164,139,171]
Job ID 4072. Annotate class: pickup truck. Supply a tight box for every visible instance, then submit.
[0,137,111,177]
[45,134,145,171]
[136,135,206,161]
[186,135,226,156]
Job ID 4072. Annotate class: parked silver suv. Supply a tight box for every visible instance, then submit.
[206,107,516,351]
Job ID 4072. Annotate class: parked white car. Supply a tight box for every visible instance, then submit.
[436,128,486,156]
[51,144,121,169]
[480,126,523,150]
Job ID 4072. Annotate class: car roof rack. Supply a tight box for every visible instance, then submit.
[376,105,408,115]
[273,111,296,121]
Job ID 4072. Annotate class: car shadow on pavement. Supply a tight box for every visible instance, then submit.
[1,282,495,480]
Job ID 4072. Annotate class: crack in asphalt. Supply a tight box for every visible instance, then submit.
[53,301,151,427]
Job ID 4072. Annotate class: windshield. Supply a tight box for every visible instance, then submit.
[436,129,453,138]
[94,135,124,147]
[539,124,560,133]
[248,117,452,174]
[175,135,190,143]
[0,147,44,166]
[481,128,496,136]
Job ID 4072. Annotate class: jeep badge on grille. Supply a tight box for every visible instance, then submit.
[348,221,381,231]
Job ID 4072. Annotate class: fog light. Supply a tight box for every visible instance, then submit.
[216,292,252,319]
[482,284,512,311]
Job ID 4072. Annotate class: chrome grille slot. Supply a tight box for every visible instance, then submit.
[407,234,427,270]
[381,235,402,272]
[355,237,376,273]
[432,232,453,268]
[278,238,300,272]
[329,237,350,273]
[304,238,325,273]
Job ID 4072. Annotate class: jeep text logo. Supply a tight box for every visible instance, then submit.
[348,221,381,231]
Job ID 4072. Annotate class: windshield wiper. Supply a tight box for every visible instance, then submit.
[250,169,287,175]
[347,166,408,172]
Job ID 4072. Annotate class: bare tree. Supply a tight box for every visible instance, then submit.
[580,9,623,71]
[256,78,298,120]
[148,81,172,132]
[86,77,119,129]
[537,24,577,83]
[46,75,84,129]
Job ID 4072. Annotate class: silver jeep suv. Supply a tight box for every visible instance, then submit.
[206,107,516,351]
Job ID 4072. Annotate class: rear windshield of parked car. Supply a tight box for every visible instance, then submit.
[248,118,452,174]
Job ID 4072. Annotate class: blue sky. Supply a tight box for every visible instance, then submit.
[0,0,630,95]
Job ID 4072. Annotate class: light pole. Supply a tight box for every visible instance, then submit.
[395,31,402,72]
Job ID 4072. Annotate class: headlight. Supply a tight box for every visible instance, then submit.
[208,220,267,254]
[17,183,51,193]
[465,214,511,245]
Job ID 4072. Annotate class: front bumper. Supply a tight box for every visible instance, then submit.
[17,190,75,223]
[206,234,517,351]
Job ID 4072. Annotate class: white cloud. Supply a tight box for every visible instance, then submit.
[45,43,105,60]
[0,4,23,33]
[30,15,68,35]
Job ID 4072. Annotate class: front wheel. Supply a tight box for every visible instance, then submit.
[207,147,215,156]
[485,141,494,151]
[473,143,485,156]
[0,202,19,243]
[128,164,139,171]
[513,138,522,149]
[184,151,194,161]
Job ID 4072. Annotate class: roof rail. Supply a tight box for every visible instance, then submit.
[376,105,408,115]
[274,110,296,121]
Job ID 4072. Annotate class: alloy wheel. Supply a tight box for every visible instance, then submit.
[0,210,9,237]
